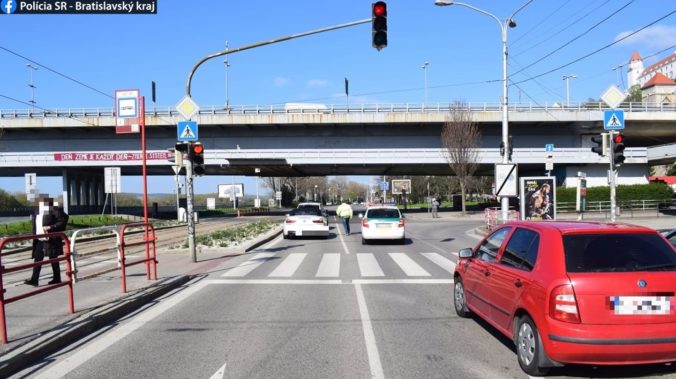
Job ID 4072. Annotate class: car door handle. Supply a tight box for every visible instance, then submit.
[514,280,523,288]
[484,271,491,277]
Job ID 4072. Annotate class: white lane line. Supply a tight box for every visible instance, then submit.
[421,252,456,273]
[353,279,453,285]
[337,220,351,255]
[388,253,430,276]
[316,253,341,277]
[209,362,227,379]
[354,283,384,379]
[268,253,306,277]
[36,279,209,379]
[357,253,384,277]
[208,279,343,285]
[221,252,276,277]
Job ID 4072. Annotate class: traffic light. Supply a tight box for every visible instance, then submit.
[189,142,205,176]
[372,1,387,50]
[169,142,189,172]
[612,133,625,166]
[591,133,608,157]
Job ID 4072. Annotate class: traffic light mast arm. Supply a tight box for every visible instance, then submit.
[186,18,370,97]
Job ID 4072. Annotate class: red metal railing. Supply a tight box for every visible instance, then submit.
[119,223,157,293]
[0,233,74,344]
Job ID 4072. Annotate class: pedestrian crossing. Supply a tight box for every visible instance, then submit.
[221,252,456,279]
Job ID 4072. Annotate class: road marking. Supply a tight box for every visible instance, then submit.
[209,362,227,379]
[337,220,351,254]
[316,253,340,277]
[353,279,453,285]
[268,253,306,277]
[221,252,276,277]
[421,252,456,273]
[357,253,384,277]
[388,253,430,276]
[209,279,343,285]
[35,278,209,379]
[354,283,384,379]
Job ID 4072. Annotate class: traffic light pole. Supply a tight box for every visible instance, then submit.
[609,131,617,222]
[186,159,196,262]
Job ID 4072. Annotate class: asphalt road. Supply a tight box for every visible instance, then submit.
[12,217,676,379]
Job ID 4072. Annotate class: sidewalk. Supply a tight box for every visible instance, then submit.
[0,226,282,377]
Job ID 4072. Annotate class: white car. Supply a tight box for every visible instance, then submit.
[359,206,405,244]
[283,203,329,239]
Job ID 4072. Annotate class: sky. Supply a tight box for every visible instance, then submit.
[1,0,675,197]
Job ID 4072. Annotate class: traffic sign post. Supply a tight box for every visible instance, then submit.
[114,89,141,134]
[177,121,198,141]
[604,110,625,131]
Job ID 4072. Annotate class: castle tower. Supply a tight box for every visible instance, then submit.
[627,51,644,88]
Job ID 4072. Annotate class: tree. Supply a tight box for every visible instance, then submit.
[626,85,642,103]
[441,101,480,215]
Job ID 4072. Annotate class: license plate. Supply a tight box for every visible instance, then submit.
[609,296,672,315]
[376,224,390,229]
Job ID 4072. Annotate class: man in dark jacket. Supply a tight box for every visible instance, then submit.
[25,198,68,286]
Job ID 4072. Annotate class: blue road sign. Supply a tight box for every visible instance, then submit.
[177,121,198,141]
[380,181,389,191]
[545,144,554,152]
[604,110,625,130]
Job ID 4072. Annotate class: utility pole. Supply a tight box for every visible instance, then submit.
[26,64,38,113]
[562,74,576,107]
[224,41,230,109]
[422,61,429,104]
[186,158,196,262]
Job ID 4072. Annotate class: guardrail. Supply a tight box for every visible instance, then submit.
[557,199,673,215]
[1,101,675,118]
[119,223,157,293]
[69,225,122,283]
[0,232,74,344]
[484,207,520,230]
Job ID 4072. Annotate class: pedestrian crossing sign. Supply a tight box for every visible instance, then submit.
[603,110,624,130]
[177,121,198,141]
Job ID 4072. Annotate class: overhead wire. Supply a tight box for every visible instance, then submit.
[511,0,635,78]
[0,93,100,127]
[512,9,676,85]
[510,0,573,47]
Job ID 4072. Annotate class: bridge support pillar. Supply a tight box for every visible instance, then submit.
[61,169,70,214]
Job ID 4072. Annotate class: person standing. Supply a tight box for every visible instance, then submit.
[25,198,67,286]
[432,196,440,218]
[335,201,353,236]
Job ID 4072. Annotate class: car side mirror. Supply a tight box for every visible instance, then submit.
[285,213,290,217]
[358,213,364,219]
[458,248,473,259]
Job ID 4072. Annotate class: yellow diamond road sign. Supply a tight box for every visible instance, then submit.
[176,95,199,120]
[600,85,626,109]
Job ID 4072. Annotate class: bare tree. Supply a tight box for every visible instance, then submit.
[441,101,481,215]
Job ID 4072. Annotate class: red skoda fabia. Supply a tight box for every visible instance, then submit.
[453,221,676,376]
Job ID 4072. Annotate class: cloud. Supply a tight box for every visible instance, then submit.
[273,77,290,87]
[306,79,329,88]
[614,25,676,50]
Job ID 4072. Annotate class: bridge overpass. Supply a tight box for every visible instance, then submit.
[0,102,674,210]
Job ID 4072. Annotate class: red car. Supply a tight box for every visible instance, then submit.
[453,221,676,376]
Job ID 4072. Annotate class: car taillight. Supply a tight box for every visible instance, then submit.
[398,219,405,228]
[313,218,324,224]
[362,219,369,228]
[285,218,296,224]
[550,284,580,323]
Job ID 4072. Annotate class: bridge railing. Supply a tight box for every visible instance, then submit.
[2,101,675,119]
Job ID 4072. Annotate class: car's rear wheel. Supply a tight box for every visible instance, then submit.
[283,232,289,239]
[516,315,549,376]
[361,237,367,245]
[453,277,471,318]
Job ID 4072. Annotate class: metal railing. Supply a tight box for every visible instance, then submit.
[69,225,122,283]
[1,101,675,119]
[557,199,673,214]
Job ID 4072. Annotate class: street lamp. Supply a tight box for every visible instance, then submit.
[435,0,532,222]
[562,74,576,107]
[26,63,38,114]
[224,41,230,110]
[422,61,430,104]
[314,185,318,202]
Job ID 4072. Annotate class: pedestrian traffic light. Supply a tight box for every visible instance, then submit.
[189,142,205,176]
[612,133,625,166]
[591,133,608,157]
[372,1,387,50]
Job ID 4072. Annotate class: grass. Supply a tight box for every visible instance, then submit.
[184,221,276,249]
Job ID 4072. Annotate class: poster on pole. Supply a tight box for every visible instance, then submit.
[495,164,518,197]
[24,173,37,201]
[218,184,244,199]
[520,177,556,221]
[391,179,411,195]
[114,89,141,134]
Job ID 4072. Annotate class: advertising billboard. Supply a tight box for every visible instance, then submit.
[391,179,411,195]
[520,177,556,221]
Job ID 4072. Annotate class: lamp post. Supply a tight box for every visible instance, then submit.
[435,0,531,222]
[26,63,38,114]
[562,74,576,107]
[224,41,230,110]
[422,61,430,104]
[314,185,318,202]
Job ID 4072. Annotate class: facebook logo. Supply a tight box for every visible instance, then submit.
[1,0,17,14]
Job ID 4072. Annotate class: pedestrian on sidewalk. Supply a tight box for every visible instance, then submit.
[336,201,353,236]
[25,198,68,286]
[432,196,440,218]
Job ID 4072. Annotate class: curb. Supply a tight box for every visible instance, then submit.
[0,274,192,377]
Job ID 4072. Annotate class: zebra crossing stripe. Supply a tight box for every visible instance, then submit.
[221,252,276,277]
[357,253,384,277]
[421,253,456,273]
[388,253,430,276]
[268,253,307,277]
[316,253,341,277]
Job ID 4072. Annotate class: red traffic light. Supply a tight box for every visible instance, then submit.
[373,2,386,16]
[613,134,624,144]
[192,144,204,154]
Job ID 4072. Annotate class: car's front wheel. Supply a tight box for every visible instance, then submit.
[361,237,367,245]
[453,277,471,318]
[516,315,549,376]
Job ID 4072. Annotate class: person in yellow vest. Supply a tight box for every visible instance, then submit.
[335,201,354,236]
